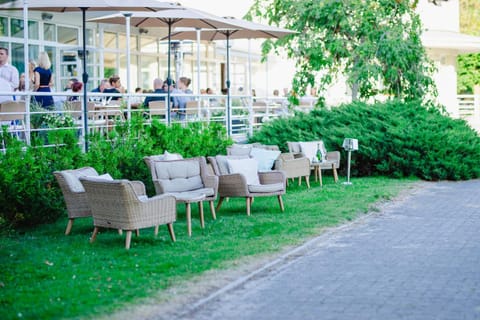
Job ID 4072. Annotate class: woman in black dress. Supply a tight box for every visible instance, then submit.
[33,52,54,110]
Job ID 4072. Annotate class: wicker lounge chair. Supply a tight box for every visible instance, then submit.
[79,177,176,250]
[275,153,311,188]
[207,155,286,216]
[54,167,100,235]
[144,156,218,236]
[288,141,340,184]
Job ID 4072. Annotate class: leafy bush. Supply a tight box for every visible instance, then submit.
[0,127,85,229]
[250,100,480,180]
[0,118,232,229]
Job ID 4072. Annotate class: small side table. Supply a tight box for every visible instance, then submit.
[311,161,339,187]
[174,194,206,237]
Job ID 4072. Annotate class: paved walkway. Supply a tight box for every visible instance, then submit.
[168,180,480,320]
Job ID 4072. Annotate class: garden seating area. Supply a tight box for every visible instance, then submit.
[53,141,341,249]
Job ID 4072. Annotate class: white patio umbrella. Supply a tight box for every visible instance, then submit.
[89,8,240,125]
[166,17,295,136]
[0,0,180,151]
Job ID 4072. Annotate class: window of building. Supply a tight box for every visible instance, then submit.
[140,36,158,53]
[57,26,78,45]
[10,19,39,39]
[44,23,56,42]
[104,32,117,49]
[11,43,39,74]
[0,16,8,37]
[140,55,159,90]
[118,34,137,51]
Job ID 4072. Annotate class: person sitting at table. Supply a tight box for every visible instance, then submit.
[103,75,125,102]
[172,76,193,120]
[130,87,144,108]
[67,81,83,101]
[143,78,166,107]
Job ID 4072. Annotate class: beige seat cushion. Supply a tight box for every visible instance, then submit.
[248,183,284,193]
[167,187,215,200]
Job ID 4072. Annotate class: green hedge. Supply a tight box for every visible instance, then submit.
[0,117,232,229]
[250,100,480,180]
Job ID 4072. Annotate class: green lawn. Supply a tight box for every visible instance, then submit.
[0,176,417,319]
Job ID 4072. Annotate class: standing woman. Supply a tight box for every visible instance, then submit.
[33,52,54,109]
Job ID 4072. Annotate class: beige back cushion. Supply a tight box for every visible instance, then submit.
[63,167,99,192]
[215,155,249,175]
[154,160,203,192]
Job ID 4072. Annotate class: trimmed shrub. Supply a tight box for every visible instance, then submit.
[250,100,480,180]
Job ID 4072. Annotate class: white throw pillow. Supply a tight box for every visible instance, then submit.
[227,158,260,185]
[249,147,281,172]
[163,150,182,160]
[299,141,319,162]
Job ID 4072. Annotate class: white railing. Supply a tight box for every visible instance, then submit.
[457,94,480,131]
[0,91,296,150]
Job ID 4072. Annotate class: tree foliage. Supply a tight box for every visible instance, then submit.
[247,0,437,103]
[457,0,480,94]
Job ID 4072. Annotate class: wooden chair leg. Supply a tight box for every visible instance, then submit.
[65,218,74,235]
[306,175,311,188]
[118,229,123,235]
[135,229,140,237]
[319,168,323,187]
[125,230,132,250]
[90,227,99,243]
[286,178,289,187]
[246,197,251,216]
[154,225,159,236]
[199,201,205,228]
[298,176,302,186]
[333,165,339,182]
[209,201,216,220]
[278,195,285,212]
[167,223,176,242]
[186,203,192,237]
[216,197,225,211]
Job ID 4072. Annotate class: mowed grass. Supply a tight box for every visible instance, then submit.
[0,176,417,319]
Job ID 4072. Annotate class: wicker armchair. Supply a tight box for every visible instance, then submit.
[274,153,311,188]
[207,155,286,216]
[287,141,340,183]
[79,177,177,250]
[144,156,218,236]
[54,167,100,235]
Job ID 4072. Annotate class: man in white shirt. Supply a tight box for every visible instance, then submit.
[0,47,19,91]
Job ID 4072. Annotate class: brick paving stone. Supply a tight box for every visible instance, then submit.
[164,181,480,320]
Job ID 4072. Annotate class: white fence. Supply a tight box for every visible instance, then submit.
[457,95,480,132]
[0,91,295,150]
